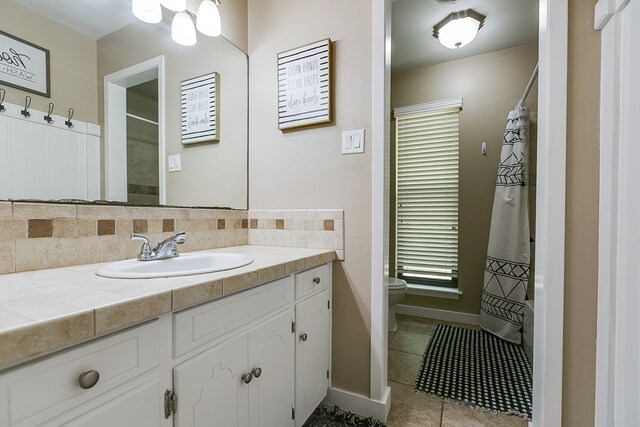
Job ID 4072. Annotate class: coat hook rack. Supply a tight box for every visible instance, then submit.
[0,89,5,113]
[44,102,55,124]
[65,108,74,128]
[21,96,31,118]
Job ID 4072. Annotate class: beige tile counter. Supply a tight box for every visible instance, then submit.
[0,245,336,369]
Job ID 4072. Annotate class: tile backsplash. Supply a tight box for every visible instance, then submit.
[248,210,345,260]
[0,202,248,275]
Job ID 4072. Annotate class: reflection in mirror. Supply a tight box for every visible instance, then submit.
[0,0,248,209]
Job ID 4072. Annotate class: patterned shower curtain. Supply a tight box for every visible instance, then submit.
[480,106,531,345]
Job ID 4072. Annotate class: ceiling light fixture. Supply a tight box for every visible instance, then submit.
[433,9,486,49]
[132,0,162,24]
[132,0,223,46]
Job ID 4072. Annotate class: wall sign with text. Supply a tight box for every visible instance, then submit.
[0,31,50,97]
[181,72,219,145]
[277,39,333,131]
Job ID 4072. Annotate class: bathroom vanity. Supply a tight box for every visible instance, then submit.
[0,246,334,427]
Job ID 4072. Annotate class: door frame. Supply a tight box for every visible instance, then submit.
[104,56,166,204]
[370,0,568,425]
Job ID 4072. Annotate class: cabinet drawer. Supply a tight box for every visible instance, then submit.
[0,321,161,427]
[295,264,330,300]
[174,276,294,357]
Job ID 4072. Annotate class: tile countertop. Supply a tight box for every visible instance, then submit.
[0,245,336,370]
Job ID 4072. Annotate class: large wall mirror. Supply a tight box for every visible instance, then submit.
[0,0,248,209]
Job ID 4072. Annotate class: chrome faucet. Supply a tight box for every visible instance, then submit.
[131,232,187,261]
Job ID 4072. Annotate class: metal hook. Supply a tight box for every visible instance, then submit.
[44,102,55,124]
[65,108,74,128]
[21,96,31,118]
[0,89,5,113]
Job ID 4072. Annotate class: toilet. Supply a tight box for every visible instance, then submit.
[387,277,408,332]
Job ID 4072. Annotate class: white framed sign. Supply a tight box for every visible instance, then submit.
[0,31,50,98]
[277,38,333,131]
[181,72,219,145]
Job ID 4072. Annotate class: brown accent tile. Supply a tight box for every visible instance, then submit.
[97,220,116,236]
[52,219,76,238]
[0,219,27,240]
[241,219,248,229]
[0,311,94,367]
[163,219,175,232]
[276,219,285,230]
[28,219,53,238]
[133,219,148,234]
[250,219,258,229]
[324,220,335,231]
[217,219,226,229]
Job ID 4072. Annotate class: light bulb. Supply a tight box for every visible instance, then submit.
[437,17,481,49]
[132,0,162,24]
[196,0,222,37]
[160,0,186,12]
[172,12,197,46]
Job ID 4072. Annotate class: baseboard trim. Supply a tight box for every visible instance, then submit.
[323,386,391,422]
[395,304,480,326]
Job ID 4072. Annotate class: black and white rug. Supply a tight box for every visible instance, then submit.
[415,324,532,420]
[303,405,386,427]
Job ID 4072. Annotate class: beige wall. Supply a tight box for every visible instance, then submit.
[219,0,248,53]
[563,0,600,424]
[247,0,373,395]
[97,21,248,209]
[391,44,538,314]
[1,0,98,123]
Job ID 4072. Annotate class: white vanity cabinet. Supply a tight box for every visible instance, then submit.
[0,261,333,427]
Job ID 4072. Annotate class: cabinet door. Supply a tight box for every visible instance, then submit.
[248,309,295,427]
[295,290,330,426]
[173,334,249,427]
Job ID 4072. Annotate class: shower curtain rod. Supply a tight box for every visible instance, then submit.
[518,63,539,108]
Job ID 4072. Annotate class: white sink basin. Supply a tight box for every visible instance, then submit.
[96,252,254,279]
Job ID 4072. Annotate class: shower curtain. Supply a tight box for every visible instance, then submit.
[480,106,531,345]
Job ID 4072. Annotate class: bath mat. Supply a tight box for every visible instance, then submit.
[303,405,386,427]
[415,324,532,420]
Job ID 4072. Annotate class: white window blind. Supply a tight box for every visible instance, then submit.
[395,103,460,286]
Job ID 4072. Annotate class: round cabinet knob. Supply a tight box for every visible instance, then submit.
[252,367,262,378]
[313,276,321,285]
[78,370,100,389]
[242,372,253,384]
[300,333,308,342]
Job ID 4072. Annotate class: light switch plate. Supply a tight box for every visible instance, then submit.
[342,129,365,154]
[168,154,181,172]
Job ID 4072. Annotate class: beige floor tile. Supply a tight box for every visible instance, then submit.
[389,330,432,355]
[400,316,439,334]
[388,329,397,346]
[441,402,528,427]
[386,381,442,427]
[388,350,423,386]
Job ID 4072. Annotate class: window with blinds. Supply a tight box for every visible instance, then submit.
[395,101,460,288]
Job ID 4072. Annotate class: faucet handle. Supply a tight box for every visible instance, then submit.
[131,234,153,260]
[172,231,187,244]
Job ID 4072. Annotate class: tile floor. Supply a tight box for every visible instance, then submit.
[386,315,528,427]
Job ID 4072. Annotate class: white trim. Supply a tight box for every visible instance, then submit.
[104,56,166,204]
[370,0,391,407]
[324,387,391,422]
[406,284,462,300]
[393,97,463,117]
[395,304,480,326]
[531,0,568,425]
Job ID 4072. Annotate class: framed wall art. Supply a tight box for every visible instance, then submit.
[181,72,219,145]
[0,30,50,97]
[277,38,333,132]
